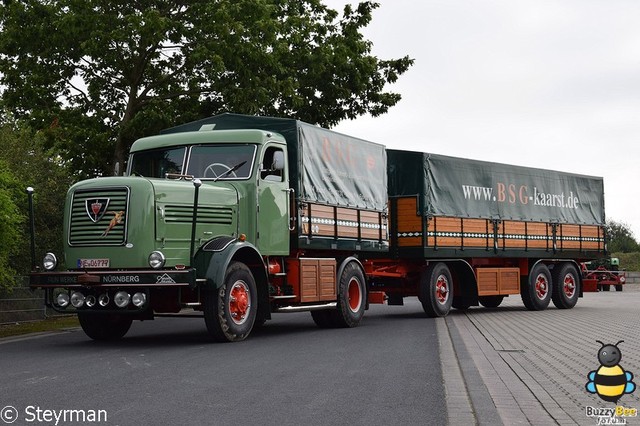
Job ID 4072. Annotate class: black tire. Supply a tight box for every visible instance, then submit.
[601,284,610,291]
[551,263,580,309]
[521,263,552,311]
[330,261,367,328]
[479,295,504,308]
[78,313,132,341]
[419,262,453,317]
[204,262,257,342]
[310,310,337,328]
[616,285,623,292]
[452,297,472,310]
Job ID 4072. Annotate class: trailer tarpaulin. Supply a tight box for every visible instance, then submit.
[387,150,605,225]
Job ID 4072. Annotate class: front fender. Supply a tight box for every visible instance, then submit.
[204,240,265,288]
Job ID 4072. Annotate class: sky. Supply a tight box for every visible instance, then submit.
[322,0,640,239]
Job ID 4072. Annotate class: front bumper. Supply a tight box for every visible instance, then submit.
[30,268,197,289]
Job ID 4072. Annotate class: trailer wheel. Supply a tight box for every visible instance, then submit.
[311,310,337,328]
[78,313,132,341]
[330,261,366,328]
[419,263,453,317]
[204,262,257,342]
[521,263,552,311]
[479,295,504,308]
[551,263,579,309]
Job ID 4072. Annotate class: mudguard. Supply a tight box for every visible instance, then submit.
[203,240,266,288]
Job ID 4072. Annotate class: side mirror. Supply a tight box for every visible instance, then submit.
[272,151,285,170]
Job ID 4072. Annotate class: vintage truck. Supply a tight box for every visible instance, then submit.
[29,113,606,341]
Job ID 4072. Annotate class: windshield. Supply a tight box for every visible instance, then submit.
[129,147,186,178]
[128,144,255,179]
[187,145,255,179]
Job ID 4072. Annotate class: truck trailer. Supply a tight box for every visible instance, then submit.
[29,113,606,341]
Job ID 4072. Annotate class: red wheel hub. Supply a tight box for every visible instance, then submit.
[436,275,449,305]
[348,278,362,313]
[535,274,548,300]
[229,281,250,325]
[563,274,576,298]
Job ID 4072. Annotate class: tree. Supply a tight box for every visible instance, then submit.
[0,1,413,177]
[0,121,74,278]
[0,160,24,290]
[606,220,639,253]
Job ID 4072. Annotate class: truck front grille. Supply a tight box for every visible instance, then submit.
[69,187,129,246]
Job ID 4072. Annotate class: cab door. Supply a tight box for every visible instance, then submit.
[257,144,290,255]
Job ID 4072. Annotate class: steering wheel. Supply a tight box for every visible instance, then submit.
[203,162,237,178]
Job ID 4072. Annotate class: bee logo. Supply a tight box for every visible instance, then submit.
[586,340,636,403]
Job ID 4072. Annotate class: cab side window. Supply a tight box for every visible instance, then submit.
[261,147,284,182]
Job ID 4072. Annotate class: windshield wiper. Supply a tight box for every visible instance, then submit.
[213,161,247,182]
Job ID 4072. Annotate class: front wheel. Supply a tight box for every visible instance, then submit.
[78,313,132,341]
[521,263,552,311]
[204,262,257,342]
[551,263,580,309]
[419,262,453,317]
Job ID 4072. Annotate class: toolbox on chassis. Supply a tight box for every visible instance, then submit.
[28,113,607,342]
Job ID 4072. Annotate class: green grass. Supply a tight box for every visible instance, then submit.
[0,316,79,339]
[612,252,640,272]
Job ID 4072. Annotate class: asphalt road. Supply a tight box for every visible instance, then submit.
[0,300,445,426]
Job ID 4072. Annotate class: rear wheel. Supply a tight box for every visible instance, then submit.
[615,285,623,292]
[551,263,580,309]
[331,261,366,328]
[419,263,453,317]
[311,310,336,328]
[521,263,552,311]
[78,313,132,341]
[204,262,257,342]
[479,295,504,308]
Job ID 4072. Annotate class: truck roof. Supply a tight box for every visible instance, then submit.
[130,129,284,152]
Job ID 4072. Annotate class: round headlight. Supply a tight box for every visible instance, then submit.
[85,295,97,308]
[43,252,58,271]
[132,292,147,307]
[114,291,130,308]
[148,251,166,269]
[56,292,70,308]
[98,293,110,307]
[70,292,85,308]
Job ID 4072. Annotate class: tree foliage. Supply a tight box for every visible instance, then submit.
[606,220,639,254]
[0,159,23,290]
[0,121,74,280]
[0,0,413,176]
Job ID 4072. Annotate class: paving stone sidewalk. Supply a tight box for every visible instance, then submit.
[441,284,640,425]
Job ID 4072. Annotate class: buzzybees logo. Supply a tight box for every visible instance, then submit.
[585,340,637,425]
[85,198,110,223]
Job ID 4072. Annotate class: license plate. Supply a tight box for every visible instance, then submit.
[77,258,110,268]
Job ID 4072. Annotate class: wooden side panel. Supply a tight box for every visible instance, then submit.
[300,203,385,242]
[360,210,382,240]
[300,261,319,302]
[477,269,499,295]
[319,260,337,301]
[461,218,489,248]
[477,268,521,296]
[396,197,422,247]
[433,217,462,248]
[501,221,527,249]
[336,207,358,238]
[525,222,550,249]
[500,269,520,293]
[299,258,337,303]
